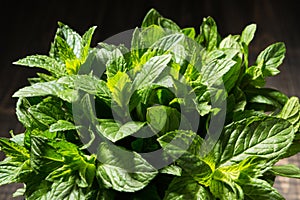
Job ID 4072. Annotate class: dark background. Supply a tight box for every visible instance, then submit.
[1,0,300,199]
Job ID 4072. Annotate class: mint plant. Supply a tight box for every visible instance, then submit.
[1,8,300,199]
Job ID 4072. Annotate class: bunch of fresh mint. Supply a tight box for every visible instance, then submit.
[1,8,300,200]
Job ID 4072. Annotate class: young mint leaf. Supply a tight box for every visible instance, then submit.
[244,61,266,87]
[81,26,97,60]
[52,22,82,59]
[51,35,77,62]
[9,133,25,147]
[181,27,196,39]
[142,8,180,31]
[96,43,128,71]
[66,58,82,75]
[142,8,163,28]
[106,48,127,79]
[240,24,257,46]
[107,71,132,119]
[197,17,219,51]
[48,22,97,75]
[13,187,26,198]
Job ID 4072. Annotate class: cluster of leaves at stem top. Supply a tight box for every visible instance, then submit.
[1,8,300,200]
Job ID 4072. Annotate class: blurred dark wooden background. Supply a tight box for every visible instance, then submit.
[1,0,300,199]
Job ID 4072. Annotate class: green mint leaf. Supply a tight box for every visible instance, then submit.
[219,35,240,50]
[133,54,172,90]
[96,142,157,192]
[218,117,294,167]
[12,80,75,102]
[146,105,185,134]
[15,97,71,130]
[0,138,29,160]
[270,164,300,179]
[164,174,213,200]
[277,96,300,132]
[59,74,111,98]
[244,61,266,87]
[149,33,185,56]
[158,130,213,186]
[159,164,182,176]
[245,87,288,111]
[47,140,97,188]
[30,136,64,173]
[240,177,284,200]
[256,42,286,77]
[282,139,300,158]
[13,187,26,197]
[210,178,243,200]
[133,25,167,57]
[13,55,66,77]
[97,120,145,142]
[201,58,236,87]
[49,120,77,132]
